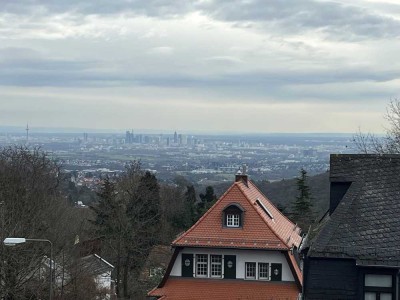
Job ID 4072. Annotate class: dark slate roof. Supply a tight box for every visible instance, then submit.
[309,154,400,266]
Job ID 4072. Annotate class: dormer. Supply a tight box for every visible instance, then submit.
[329,177,352,215]
[223,203,245,228]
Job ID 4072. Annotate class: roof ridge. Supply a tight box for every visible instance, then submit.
[172,182,240,246]
[235,180,289,249]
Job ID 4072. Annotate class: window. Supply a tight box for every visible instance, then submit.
[364,274,394,300]
[245,262,256,279]
[210,255,222,278]
[196,254,208,277]
[227,214,239,227]
[256,199,273,219]
[258,263,269,280]
[223,204,244,228]
[364,293,392,300]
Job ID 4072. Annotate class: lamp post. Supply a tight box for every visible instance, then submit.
[3,237,53,300]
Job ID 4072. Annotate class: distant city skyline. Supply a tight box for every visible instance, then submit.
[0,0,398,133]
[0,125,364,135]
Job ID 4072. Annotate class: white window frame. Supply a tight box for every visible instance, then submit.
[195,254,208,277]
[210,255,222,278]
[258,262,269,280]
[245,262,257,279]
[227,214,240,227]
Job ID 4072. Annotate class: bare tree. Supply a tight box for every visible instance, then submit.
[354,98,400,154]
[0,146,63,299]
[0,146,96,299]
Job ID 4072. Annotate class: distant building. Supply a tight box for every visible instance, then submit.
[173,131,178,144]
[138,134,143,144]
[125,131,132,144]
[148,168,303,300]
[179,134,187,145]
[302,149,317,157]
[78,254,115,297]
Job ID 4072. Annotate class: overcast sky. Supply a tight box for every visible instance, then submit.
[0,0,399,133]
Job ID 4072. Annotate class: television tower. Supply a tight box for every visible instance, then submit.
[26,123,29,142]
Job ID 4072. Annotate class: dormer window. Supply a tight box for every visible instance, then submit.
[227,214,240,227]
[223,203,245,228]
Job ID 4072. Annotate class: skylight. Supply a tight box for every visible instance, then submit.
[256,198,274,220]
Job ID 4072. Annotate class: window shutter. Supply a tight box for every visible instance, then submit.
[271,263,282,281]
[181,254,193,277]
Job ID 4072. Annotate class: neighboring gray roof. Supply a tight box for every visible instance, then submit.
[309,154,400,266]
[79,254,114,276]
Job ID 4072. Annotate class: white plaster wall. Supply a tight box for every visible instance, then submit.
[95,272,112,289]
[170,247,295,281]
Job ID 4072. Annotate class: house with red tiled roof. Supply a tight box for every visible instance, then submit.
[148,169,303,300]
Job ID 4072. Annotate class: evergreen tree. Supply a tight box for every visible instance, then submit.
[90,163,162,298]
[124,170,161,298]
[92,177,117,230]
[127,170,161,243]
[91,177,127,297]
[185,185,197,226]
[292,168,314,230]
[198,186,217,216]
[171,185,197,230]
[276,203,287,214]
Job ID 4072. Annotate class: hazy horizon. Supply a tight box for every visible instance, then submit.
[0,124,374,136]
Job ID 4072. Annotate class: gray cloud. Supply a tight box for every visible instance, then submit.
[3,0,400,40]
[198,0,400,40]
[1,47,398,101]
[1,0,197,17]
[2,0,399,41]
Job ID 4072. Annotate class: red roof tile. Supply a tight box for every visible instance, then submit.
[149,277,300,300]
[173,179,302,250]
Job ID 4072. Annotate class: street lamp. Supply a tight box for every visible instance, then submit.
[3,237,53,300]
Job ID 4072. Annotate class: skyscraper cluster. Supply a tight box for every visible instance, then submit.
[124,130,196,146]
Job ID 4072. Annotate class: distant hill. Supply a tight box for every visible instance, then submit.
[256,172,330,219]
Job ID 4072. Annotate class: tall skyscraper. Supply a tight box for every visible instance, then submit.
[174,131,178,144]
[125,130,131,144]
